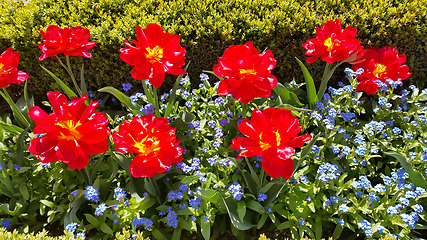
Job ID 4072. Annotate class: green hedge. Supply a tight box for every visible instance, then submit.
[0,0,426,101]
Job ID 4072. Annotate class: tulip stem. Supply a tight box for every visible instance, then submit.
[317,61,345,101]
[65,56,82,97]
[0,88,30,128]
[79,168,90,185]
[152,87,161,117]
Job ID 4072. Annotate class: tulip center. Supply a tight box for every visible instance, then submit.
[239,68,256,75]
[145,46,164,64]
[56,119,82,140]
[275,130,281,146]
[133,134,161,155]
[0,62,10,77]
[373,63,387,78]
[258,133,272,151]
[324,38,338,52]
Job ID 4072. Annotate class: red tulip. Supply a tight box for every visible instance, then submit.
[28,92,109,170]
[303,19,362,64]
[213,42,278,104]
[112,115,183,178]
[120,23,186,88]
[0,48,28,88]
[352,46,411,95]
[38,25,97,61]
[231,108,312,179]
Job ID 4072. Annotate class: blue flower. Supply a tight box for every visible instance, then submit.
[14,165,19,170]
[393,127,401,135]
[189,198,202,209]
[199,73,209,81]
[180,77,190,85]
[330,196,340,203]
[65,222,79,233]
[341,112,356,122]
[316,101,325,110]
[298,218,306,226]
[338,219,344,226]
[76,232,85,239]
[412,204,423,213]
[70,190,78,198]
[299,175,310,184]
[122,83,132,92]
[95,203,107,216]
[114,187,127,201]
[84,186,99,203]
[258,193,267,202]
[311,145,320,154]
[339,204,349,212]
[325,199,332,207]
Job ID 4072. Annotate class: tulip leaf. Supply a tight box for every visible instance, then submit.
[19,183,29,201]
[257,214,268,229]
[0,89,30,128]
[247,200,264,213]
[194,189,219,203]
[295,57,317,109]
[172,227,182,240]
[277,221,291,230]
[200,217,211,240]
[384,151,427,189]
[152,229,168,240]
[0,121,23,135]
[273,82,304,108]
[84,213,101,226]
[64,197,85,227]
[100,222,113,235]
[179,111,196,124]
[315,216,322,240]
[14,127,28,166]
[262,181,287,208]
[276,104,311,112]
[237,201,246,222]
[294,133,321,172]
[219,195,256,230]
[41,65,77,98]
[98,86,140,111]
[165,63,190,118]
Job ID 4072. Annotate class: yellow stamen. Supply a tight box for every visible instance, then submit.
[324,38,336,52]
[145,46,164,64]
[274,130,281,146]
[373,64,387,78]
[132,131,161,155]
[239,69,256,75]
[56,119,82,140]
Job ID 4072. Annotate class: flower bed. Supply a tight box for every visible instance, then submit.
[0,19,426,240]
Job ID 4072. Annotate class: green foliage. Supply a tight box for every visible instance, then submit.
[0,227,146,239]
[0,0,426,102]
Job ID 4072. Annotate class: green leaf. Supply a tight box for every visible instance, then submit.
[246,200,264,213]
[65,197,85,227]
[332,223,344,239]
[100,222,113,235]
[200,217,211,240]
[98,86,140,111]
[315,216,322,239]
[112,152,132,177]
[172,227,182,240]
[237,201,246,222]
[14,127,28,166]
[219,195,255,230]
[295,57,317,109]
[152,229,168,240]
[277,221,291,230]
[273,82,304,107]
[257,214,268,229]
[385,151,427,189]
[0,121,23,135]
[293,133,320,175]
[276,104,311,112]
[84,214,101,226]
[40,200,55,208]
[262,181,286,208]
[165,63,189,118]
[194,189,219,203]
[41,65,77,98]
[181,175,202,185]
[19,185,29,201]
[179,111,196,124]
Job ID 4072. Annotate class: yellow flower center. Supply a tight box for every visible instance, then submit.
[145,46,164,64]
[133,134,161,155]
[373,63,387,78]
[324,38,337,52]
[239,68,256,75]
[56,119,82,140]
[274,130,281,146]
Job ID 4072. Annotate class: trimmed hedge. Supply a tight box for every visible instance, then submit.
[0,0,426,101]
